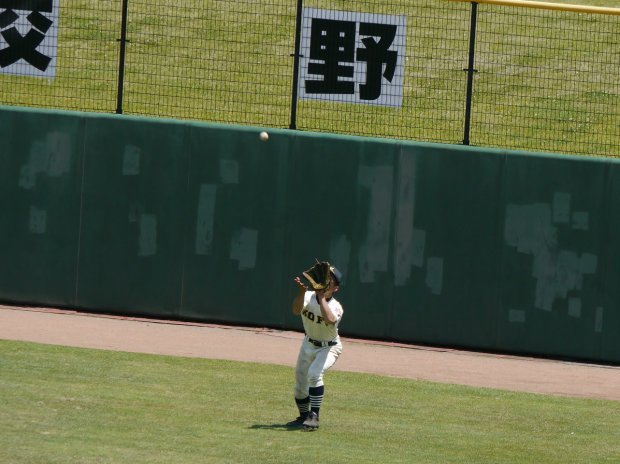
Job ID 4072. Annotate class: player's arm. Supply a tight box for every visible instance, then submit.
[292,277,307,315]
[315,291,339,325]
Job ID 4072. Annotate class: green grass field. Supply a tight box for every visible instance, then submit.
[1,340,618,464]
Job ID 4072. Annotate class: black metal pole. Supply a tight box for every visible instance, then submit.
[116,0,129,114]
[463,2,478,145]
[289,0,304,129]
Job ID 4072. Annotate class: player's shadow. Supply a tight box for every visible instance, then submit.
[249,423,305,432]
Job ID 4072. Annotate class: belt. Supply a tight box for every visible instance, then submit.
[307,336,337,347]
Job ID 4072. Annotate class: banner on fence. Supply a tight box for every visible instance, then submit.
[298,8,407,107]
[0,0,59,78]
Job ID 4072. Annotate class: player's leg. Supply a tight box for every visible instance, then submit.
[290,343,313,425]
[303,343,342,429]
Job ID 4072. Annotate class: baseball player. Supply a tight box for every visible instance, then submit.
[288,264,344,431]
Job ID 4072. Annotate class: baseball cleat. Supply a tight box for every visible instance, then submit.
[302,412,319,431]
[286,416,306,427]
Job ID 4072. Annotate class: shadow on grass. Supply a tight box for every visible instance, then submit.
[249,422,308,432]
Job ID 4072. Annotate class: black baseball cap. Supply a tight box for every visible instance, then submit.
[330,265,343,286]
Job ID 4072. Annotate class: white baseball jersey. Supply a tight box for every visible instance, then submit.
[300,291,343,341]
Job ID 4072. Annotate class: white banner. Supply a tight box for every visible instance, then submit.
[0,0,59,78]
[299,8,407,107]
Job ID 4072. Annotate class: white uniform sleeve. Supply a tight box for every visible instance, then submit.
[303,291,314,308]
[330,300,344,324]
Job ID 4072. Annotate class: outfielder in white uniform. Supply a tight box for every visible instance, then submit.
[289,266,344,431]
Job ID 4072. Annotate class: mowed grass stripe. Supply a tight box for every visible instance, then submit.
[0,340,619,463]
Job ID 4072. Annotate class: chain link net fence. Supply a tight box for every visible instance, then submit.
[1,0,618,157]
[121,0,296,127]
[472,2,620,156]
[1,1,119,112]
[294,1,470,145]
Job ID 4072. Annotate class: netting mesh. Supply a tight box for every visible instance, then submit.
[295,1,469,144]
[473,4,620,157]
[1,1,119,112]
[121,1,296,126]
[1,0,619,157]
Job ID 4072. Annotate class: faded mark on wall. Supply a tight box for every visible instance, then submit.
[219,159,239,184]
[29,206,47,234]
[195,184,217,255]
[508,309,526,323]
[19,131,71,189]
[122,145,141,175]
[425,257,443,295]
[594,307,604,333]
[230,227,257,270]
[394,152,415,286]
[330,234,351,281]
[504,194,599,327]
[138,214,157,256]
[358,165,392,283]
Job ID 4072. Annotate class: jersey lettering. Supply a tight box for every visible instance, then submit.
[301,308,329,326]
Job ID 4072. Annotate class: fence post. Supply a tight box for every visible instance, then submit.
[289,0,304,130]
[116,0,130,114]
[463,2,478,145]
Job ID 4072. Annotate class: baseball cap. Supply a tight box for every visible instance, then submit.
[329,265,343,286]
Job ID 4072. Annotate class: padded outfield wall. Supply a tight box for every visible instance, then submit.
[0,106,618,364]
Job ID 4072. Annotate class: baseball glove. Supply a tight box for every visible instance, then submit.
[302,260,332,291]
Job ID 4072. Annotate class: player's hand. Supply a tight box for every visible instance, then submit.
[294,276,308,292]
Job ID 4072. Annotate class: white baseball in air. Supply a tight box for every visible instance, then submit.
[259,131,269,141]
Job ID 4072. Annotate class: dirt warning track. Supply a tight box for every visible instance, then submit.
[1,305,618,401]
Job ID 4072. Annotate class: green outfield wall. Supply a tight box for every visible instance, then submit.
[0,106,618,364]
